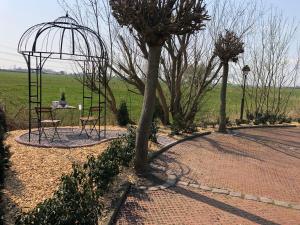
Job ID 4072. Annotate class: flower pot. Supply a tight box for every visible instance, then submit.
[59,100,67,107]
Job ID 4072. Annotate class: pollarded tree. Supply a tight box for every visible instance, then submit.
[110,0,210,173]
[214,30,244,133]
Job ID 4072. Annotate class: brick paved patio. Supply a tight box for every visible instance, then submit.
[115,127,300,224]
[116,187,300,225]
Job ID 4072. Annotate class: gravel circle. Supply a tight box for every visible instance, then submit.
[16,128,127,148]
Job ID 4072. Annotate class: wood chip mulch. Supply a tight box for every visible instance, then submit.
[2,127,123,224]
[2,126,161,224]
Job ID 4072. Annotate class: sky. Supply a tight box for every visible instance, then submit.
[0,0,300,72]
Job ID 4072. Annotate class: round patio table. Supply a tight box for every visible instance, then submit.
[52,105,78,130]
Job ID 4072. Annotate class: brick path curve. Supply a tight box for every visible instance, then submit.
[115,127,300,224]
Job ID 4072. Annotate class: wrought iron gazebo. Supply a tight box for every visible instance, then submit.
[18,14,108,143]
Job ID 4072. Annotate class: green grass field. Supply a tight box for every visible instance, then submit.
[0,70,299,129]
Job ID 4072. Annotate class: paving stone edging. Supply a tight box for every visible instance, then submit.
[176,180,300,211]
[134,132,212,192]
[135,168,300,211]
[103,132,211,224]
[101,182,131,225]
[228,124,297,130]
[136,165,178,191]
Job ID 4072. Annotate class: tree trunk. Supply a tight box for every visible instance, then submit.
[156,83,170,125]
[218,62,229,133]
[135,45,162,173]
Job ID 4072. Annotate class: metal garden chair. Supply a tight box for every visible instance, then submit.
[79,106,102,138]
[35,107,61,142]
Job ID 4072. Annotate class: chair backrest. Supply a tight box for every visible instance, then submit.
[88,106,102,118]
[90,106,101,112]
[35,107,55,121]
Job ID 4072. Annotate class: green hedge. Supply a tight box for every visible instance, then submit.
[16,126,136,225]
[0,109,10,225]
[117,101,130,126]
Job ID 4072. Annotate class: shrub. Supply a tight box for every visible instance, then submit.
[171,114,197,135]
[17,170,100,225]
[0,108,9,185]
[246,112,255,121]
[149,120,158,143]
[0,109,9,225]
[225,117,232,126]
[235,119,249,126]
[235,119,241,125]
[117,101,130,126]
[16,127,136,225]
[246,111,293,125]
[253,119,260,125]
[217,117,231,126]
[267,114,277,125]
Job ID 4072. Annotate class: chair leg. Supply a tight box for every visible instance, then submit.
[80,120,91,138]
[41,125,48,141]
[51,124,61,142]
[90,121,100,138]
[79,120,84,136]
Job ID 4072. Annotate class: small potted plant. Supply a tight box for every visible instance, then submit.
[59,92,67,107]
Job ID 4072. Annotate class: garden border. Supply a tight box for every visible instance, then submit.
[177,180,300,211]
[228,124,297,130]
[15,135,117,149]
[101,182,131,225]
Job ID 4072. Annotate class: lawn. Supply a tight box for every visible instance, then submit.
[0,70,300,128]
[0,71,143,128]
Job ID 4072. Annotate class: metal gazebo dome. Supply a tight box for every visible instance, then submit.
[18,14,108,143]
[18,14,108,62]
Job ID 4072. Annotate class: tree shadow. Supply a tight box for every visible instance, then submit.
[152,151,193,183]
[114,133,287,225]
[187,135,264,162]
[233,131,300,160]
[113,187,151,224]
[2,170,25,224]
[170,185,280,225]
[2,193,23,224]
[115,184,280,225]
[235,128,300,149]
[0,162,25,224]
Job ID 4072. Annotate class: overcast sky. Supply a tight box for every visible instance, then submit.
[0,0,299,72]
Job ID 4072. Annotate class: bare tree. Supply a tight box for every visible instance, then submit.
[214,30,244,132]
[244,9,299,118]
[59,0,258,129]
[112,32,170,124]
[159,0,257,127]
[160,34,221,126]
[110,0,209,173]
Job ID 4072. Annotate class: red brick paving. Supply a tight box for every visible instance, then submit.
[116,187,300,225]
[115,127,300,224]
[156,127,300,203]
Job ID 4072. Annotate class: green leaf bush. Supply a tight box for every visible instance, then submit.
[0,108,10,225]
[247,112,292,125]
[16,126,136,225]
[171,114,197,135]
[117,101,130,126]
